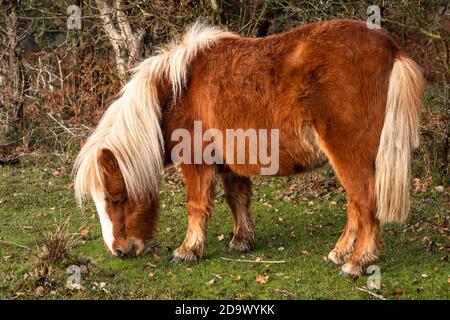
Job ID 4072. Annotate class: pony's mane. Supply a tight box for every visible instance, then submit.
[73,23,239,205]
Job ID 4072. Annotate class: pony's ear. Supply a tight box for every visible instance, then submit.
[99,149,119,174]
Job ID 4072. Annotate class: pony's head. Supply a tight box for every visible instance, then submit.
[73,60,165,258]
[91,149,159,257]
[73,22,237,257]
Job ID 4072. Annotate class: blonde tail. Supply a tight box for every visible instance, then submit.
[375,55,424,223]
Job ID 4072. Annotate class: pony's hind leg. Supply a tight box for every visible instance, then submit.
[327,211,358,265]
[172,165,216,262]
[329,160,379,276]
[316,123,380,276]
[221,173,255,252]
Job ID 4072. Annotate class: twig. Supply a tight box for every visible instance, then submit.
[220,257,285,264]
[47,113,76,136]
[0,240,32,251]
[356,287,386,300]
[274,289,296,297]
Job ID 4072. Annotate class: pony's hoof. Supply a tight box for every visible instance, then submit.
[172,247,201,264]
[229,237,254,252]
[327,249,351,265]
[340,262,363,278]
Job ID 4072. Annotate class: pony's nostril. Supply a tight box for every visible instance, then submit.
[115,249,125,257]
[129,241,138,258]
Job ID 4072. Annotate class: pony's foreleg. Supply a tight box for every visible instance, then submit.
[172,165,216,262]
[221,173,255,252]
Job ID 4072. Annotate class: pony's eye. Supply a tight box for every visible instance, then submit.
[108,195,126,206]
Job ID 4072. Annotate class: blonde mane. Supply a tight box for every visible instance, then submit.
[73,23,239,205]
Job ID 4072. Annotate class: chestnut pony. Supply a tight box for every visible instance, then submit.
[74,20,424,276]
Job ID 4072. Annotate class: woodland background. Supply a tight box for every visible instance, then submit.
[0,0,448,184]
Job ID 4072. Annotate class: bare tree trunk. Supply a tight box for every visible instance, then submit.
[0,2,25,131]
[95,0,145,83]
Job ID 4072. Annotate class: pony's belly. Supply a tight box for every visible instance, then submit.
[226,125,328,177]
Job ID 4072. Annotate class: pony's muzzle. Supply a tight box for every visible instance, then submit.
[113,238,146,258]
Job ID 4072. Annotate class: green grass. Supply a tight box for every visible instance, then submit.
[0,154,448,300]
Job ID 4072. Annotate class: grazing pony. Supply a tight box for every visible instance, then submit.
[73,20,424,276]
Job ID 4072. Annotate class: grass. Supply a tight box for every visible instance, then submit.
[0,154,448,300]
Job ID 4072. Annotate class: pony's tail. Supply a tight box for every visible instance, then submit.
[375,55,424,223]
[74,23,239,205]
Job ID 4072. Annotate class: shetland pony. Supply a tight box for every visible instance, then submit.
[73,20,424,276]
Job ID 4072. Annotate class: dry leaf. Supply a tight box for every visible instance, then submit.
[393,288,403,297]
[153,254,161,260]
[206,279,215,285]
[217,234,225,241]
[256,274,269,284]
[35,286,45,297]
[78,226,90,238]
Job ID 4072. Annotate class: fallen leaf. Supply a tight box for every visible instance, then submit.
[206,279,215,285]
[256,274,269,284]
[393,288,403,297]
[217,234,225,241]
[78,226,90,238]
[232,275,241,281]
[143,262,157,270]
[11,291,25,300]
[35,286,45,297]
[80,265,89,274]
[153,254,161,260]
